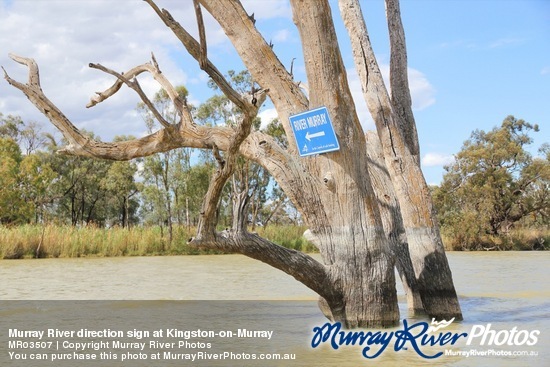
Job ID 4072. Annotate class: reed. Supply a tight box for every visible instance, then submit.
[255,225,318,253]
[0,224,317,259]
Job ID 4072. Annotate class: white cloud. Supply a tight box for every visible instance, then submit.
[240,0,292,20]
[273,29,291,43]
[346,64,436,131]
[489,37,524,49]
[406,68,436,110]
[421,153,454,167]
[0,1,197,140]
[259,108,278,129]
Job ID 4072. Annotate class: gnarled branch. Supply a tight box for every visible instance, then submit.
[202,230,341,305]
[145,0,249,111]
[87,53,190,125]
[193,86,267,240]
[89,61,172,129]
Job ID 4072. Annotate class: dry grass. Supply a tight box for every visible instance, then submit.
[0,224,317,259]
[442,227,549,251]
[0,225,191,259]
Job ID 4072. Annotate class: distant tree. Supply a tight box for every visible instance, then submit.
[101,161,139,227]
[433,116,550,247]
[0,114,23,142]
[18,153,56,223]
[45,133,112,226]
[0,138,30,223]
[99,136,140,227]
[0,113,46,154]
[138,86,192,241]
[0,136,55,224]
[183,163,212,226]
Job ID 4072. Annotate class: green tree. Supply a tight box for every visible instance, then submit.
[45,133,113,226]
[434,116,550,247]
[138,86,193,241]
[99,135,140,227]
[0,113,46,154]
[19,153,56,223]
[0,137,56,224]
[184,163,213,226]
[0,137,31,223]
[102,162,139,227]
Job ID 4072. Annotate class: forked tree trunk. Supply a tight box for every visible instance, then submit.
[201,0,400,327]
[339,0,462,320]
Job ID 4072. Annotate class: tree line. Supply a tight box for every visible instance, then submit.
[0,72,297,235]
[2,107,547,251]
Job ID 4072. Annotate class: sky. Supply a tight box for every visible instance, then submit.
[0,0,548,184]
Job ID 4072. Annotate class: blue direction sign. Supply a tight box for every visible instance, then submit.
[289,106,340,157]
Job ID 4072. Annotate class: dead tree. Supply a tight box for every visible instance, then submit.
[3,0,461,327]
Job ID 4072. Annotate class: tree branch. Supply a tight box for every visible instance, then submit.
[4,54,93,153]
[339,0,409,162]
[89,62,172,129]
[145,0,250,111]
[87,53,190,125]
[193,0,208,69]
[193,78,267,239]
[198,0,308,152]
[201,231,340,303]
[385,0,419,156]
[3,54,204,159]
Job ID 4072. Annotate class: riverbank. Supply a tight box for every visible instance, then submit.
[441,227,549,251]
[0,224,547,259]
[0,224,316,259]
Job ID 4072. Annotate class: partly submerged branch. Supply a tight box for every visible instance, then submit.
[192,229,340,303]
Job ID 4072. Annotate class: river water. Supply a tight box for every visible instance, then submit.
[1,252,549,366]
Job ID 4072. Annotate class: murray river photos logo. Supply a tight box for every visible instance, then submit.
[311,318,540,359]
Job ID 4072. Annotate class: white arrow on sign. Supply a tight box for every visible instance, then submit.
[305,131,325,141]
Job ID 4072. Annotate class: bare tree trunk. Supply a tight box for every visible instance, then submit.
[163,152,173,243]
[185,197,190,229]
[294,0,401,326]
[365,131,423,314]
[339,0,462,320]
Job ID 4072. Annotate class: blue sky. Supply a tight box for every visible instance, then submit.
[1,0,548,184]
